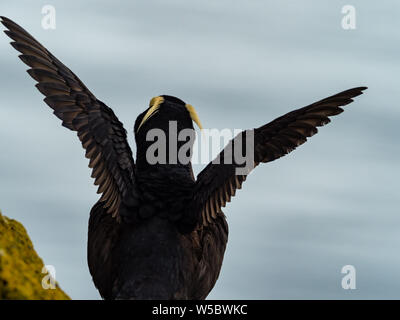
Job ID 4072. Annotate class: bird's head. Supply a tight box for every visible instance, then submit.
[134,95,202,170]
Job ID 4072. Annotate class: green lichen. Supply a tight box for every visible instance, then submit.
[0,210,70,300]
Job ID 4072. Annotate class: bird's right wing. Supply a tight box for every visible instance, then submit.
[1,16,135,220]
[193,87,367,227]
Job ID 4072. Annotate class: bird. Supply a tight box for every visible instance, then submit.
[1,16,367,300]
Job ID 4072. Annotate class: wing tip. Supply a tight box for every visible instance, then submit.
[354,86,368,92]
[0,17,9,30]
[0,16,14,29]
[329,86,367,107]
[347,86,368,97]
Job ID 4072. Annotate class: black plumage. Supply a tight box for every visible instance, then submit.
[1,16,367,299]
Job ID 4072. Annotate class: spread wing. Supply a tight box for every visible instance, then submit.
[1,16,135,220]
[194,87,367,227]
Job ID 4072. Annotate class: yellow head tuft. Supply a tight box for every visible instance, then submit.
[185,104,203,130]
[137,96,165,132]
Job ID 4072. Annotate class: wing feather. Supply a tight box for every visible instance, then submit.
[2,16,135,220]
[194,87,367,227]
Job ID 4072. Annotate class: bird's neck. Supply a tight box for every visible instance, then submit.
[135,163,195,202]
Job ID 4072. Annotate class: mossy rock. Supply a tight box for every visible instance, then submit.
[0,210,70,299]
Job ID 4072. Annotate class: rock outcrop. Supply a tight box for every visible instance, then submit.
[0,210,70,299]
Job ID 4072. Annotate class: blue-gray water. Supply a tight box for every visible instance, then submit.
[0,1,399,299]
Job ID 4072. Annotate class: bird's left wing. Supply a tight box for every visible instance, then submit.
[193,87,367,227]
[1,16,135,220]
